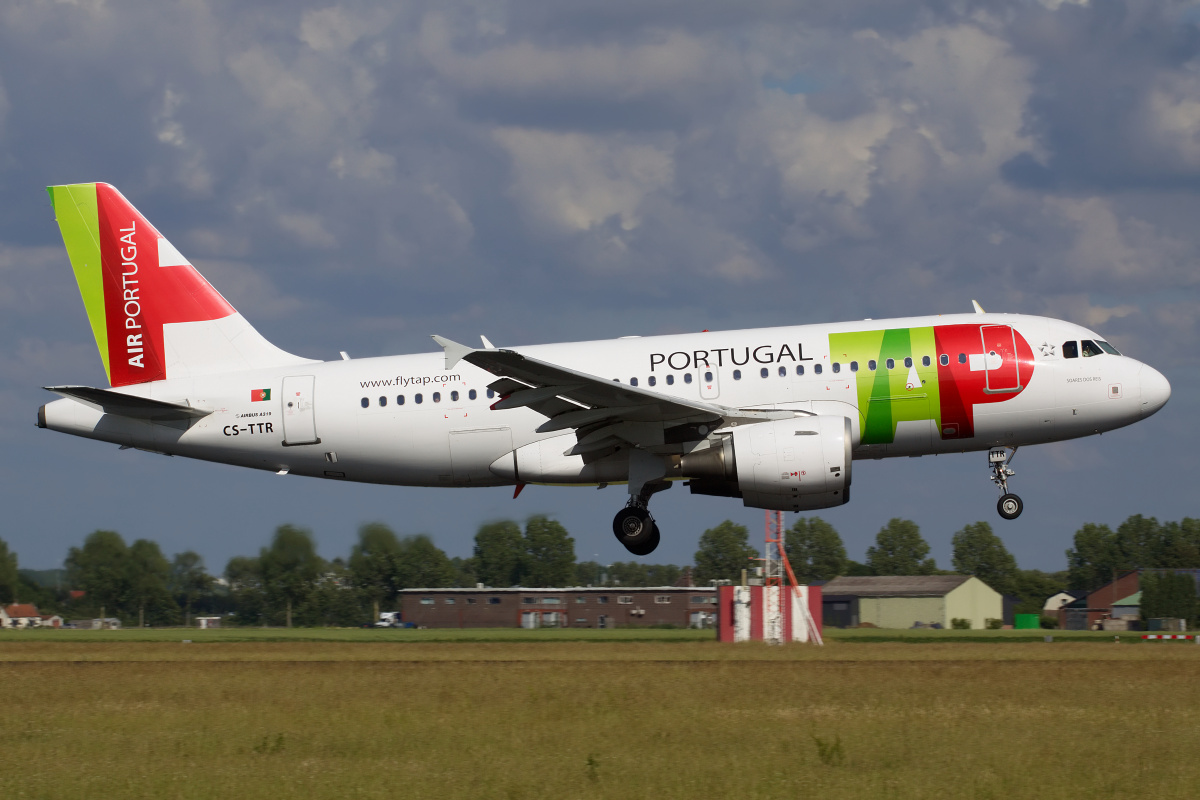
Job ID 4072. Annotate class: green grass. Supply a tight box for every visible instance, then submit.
[0,626,714,643]
[0,624,1155,644]
[1,639,1199,799]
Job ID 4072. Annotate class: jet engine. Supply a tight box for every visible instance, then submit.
[679,415,852,512]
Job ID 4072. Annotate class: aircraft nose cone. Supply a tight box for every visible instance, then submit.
[1139,364,1171,419]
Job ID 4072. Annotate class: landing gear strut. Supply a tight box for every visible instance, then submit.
[989,447,1023,520]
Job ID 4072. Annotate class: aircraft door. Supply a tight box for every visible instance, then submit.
[980,325,1022,394]
[700,367,720,400]
[281,375,320,445]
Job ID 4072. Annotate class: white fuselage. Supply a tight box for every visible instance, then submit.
[39,313,1169,489]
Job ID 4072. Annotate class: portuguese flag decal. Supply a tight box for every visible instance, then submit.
[251,389,271,402]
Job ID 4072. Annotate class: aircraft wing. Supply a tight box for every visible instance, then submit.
[432,336,792,452]
[45,385,211,421]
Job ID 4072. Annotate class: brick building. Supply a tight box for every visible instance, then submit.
[1057,569,1200,630]
[399,586,719,629]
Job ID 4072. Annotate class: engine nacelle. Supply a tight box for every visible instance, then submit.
[681,416,852,512]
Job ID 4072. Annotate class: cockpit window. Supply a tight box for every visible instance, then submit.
[1062,341,1079,359]
[1081,339,1104,358]
[1097,340,1121,356]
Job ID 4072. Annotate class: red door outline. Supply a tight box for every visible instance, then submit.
[980,325,1021,394]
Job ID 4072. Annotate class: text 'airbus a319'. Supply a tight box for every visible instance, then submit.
[37,184,1171,555]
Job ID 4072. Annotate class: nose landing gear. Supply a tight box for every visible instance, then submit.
[989,447,1023,520]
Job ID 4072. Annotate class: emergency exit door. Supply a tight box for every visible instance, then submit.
[281,375,320,445]
[979,325,1022,394]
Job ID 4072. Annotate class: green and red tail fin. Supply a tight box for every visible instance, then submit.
[48,183,311,386]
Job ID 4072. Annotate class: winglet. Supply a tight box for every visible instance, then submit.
[971,300,986,314]
[480,335,496,350]
[431,335,474,370]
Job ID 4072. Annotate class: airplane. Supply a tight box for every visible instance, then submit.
[37,183,1172,555]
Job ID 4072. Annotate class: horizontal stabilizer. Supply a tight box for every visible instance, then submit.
[45,385,211,421]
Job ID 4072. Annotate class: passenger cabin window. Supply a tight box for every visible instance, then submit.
[922,356,931,367]
[904,357,913,368]
[705,371,714,382]
[778,366,786,377]
[832,362,841,374]
[732,370,742,380]
[487,389,495,399]
[760,367,768,378]
[378,396,386,407]
[360,397,369,408]
[397,395,405,405]
[796,365,805,376]
[814,364,823,375]
[684,373,693,384]
[433,392,441,403]
[468,389,476,400]
[630,377,638,387]
[868,360,877,371]
[958,353,967,364]
[1062,341,1079,359]
[666,374,675,385]
[850,361,859,372]
[648,376,656,387]
[1081,339,1104,358]
[886,358,895,370]
[450,391,459,402]
[415,393,423,404]
[940,354,949,366]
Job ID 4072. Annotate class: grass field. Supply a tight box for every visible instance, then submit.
[2,630,1199,799]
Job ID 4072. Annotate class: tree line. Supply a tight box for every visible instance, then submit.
[2,513,1195,627]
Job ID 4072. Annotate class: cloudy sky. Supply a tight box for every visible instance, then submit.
[2,0,1197,575]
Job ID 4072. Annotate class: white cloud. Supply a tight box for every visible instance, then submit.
[0,75,9,136]
[300,7,375,54]
[329,147,396,182]
[1046,196,1196,286]
[420,15,722,101]
[493,127,674,233]
[1144,74,1200,169]
[277,211,336,248]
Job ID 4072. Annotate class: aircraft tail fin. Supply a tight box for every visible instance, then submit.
[47,183,313,386]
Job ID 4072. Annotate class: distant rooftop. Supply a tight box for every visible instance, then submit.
[398,586,705,593]
[822,575,975,597]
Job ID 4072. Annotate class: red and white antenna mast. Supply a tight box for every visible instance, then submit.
[764,510,823,645]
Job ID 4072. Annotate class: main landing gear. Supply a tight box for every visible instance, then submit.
[613,503,660,556]
[613,449,670,555]
[989,447,1023,520]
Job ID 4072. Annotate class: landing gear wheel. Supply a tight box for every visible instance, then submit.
[613,507,660,555]
[997,493,1023,520]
